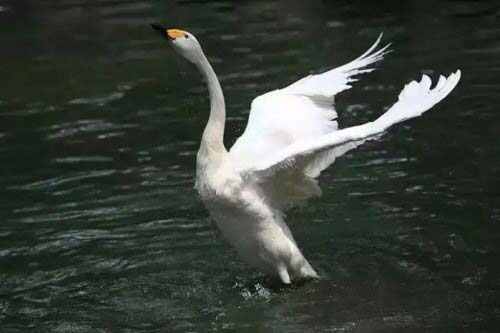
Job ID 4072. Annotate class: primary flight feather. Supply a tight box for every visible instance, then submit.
[151,25,461,284]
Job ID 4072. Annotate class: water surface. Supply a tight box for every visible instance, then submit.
[1,0,500,332]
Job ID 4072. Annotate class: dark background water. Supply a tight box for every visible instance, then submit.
[1,0,499,332]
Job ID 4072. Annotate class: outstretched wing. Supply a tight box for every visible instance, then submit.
[229,34,390,209]
[239,71,461,209]
[282,33,390,103]
[230,34,390,170]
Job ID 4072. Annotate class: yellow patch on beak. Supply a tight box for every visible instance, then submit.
[167,29,187,39]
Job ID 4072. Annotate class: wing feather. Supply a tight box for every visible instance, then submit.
[242,71,462,184]
[283,33,390,103]
[230,34,390,170]
[229,34,394,210]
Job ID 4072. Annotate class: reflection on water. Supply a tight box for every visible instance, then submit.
[1,0,499,331]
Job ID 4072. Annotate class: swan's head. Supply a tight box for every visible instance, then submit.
[151,24,202,64]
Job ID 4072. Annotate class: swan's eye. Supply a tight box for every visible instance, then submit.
[185,35,189,39]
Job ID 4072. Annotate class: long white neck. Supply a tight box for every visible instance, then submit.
[195,53,227,158]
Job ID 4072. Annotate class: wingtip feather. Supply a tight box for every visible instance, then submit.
[358,33,384,59]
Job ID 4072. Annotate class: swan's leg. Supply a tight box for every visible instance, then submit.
[287,249,320,281]
[277,266,291,284]
[298,261,319,280]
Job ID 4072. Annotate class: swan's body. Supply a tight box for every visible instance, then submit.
[152,25,461,284]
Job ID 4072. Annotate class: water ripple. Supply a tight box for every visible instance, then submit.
[1,0,499,332]
[45,120,137,140]
[10,170,116,191]
[68,92,124,106]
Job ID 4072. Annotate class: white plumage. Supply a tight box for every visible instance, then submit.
[152,26,461,284]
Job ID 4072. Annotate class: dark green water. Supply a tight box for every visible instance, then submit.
[1,0,500,332]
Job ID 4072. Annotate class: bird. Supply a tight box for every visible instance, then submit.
[151,24,461,284]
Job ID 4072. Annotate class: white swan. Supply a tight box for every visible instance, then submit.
[151,25,461,284]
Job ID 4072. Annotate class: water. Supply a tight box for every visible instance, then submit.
[1,0,499,331]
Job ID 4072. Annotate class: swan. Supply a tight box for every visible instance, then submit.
[151,25,461,284]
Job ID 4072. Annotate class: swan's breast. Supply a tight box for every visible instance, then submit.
[195,159,244,204]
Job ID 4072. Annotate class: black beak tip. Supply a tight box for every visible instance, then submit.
[151,23,173,41]
[151,23,165,32]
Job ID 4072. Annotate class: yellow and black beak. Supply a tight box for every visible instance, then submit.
[151,24,187,41]
[151,23,171,40]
